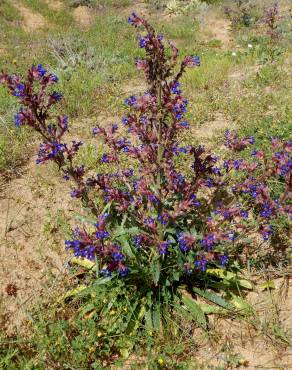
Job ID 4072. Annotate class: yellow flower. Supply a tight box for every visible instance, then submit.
[89,346,96,353]
[12,59,17,64]
[157,357,164,366]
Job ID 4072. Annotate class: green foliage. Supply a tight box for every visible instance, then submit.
[69,0,98,7]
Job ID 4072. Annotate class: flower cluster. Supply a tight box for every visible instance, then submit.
[1,14,291,283]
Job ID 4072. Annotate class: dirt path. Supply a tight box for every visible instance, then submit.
[10,0,47,32]
[45,0,63,11]
[73,5,96,31]
[201,11,233,50]
[0,157,72,334]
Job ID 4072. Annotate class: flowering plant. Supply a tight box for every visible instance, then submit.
[1,14,291,330]
[224,0,255,28]
[262,2,281,40]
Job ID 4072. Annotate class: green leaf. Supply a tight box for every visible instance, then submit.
[260,280,276,291]
[241,237,253,244]
[112,227,139,238]
[238,279,253,290]
[206,269,253,290]
[206,268,236,280]
[145,307,153,330]
[61,285,87,301]
[120,348,130,359]
[230,293,254,315]
[74,214,96,225]
[119,236,136,259]
[126,303,144,335]
[199,303,223,314]
[192,287,233,309]
[173,271,180,282]
[152,260,161,285]
[71,257,95,270]
[152,303,161,331]
[181,294,207,329]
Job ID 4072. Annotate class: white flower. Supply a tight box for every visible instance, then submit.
[248,44,253,48]
[232,52,237,56]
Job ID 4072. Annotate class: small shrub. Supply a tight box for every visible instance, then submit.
[262,2,281,40]
[1,13,291,351]
[224,0,255,28]
[69,0,98,8]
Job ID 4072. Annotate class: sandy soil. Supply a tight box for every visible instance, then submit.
[11,0,46,32]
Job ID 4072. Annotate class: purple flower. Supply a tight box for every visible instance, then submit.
[158,241,170,255]
[260,225,273,240]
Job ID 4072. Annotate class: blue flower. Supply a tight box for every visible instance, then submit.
[195,258,207,271]
[70,189,79,198]
[128,12,136,25]
[95,231,109,239]
[192,56,200,66]
[240,210,248,218]
[218,254,228,267]
[180,120,189,128]
[119,266,129,277]
[124,95,137,106]
[100,268,112,277]
[122,116,129,125]
[37,64,47,77]
[260,203,273,218]
[205,178,214,188]
[14,111,24,127]
[157,214,167,225]
[13,84,25,97]
[112,252,125,262]
[50,74,58,83]
[100,154,109,163]
[159,241,170,255]
[171,81,181,95]
[51,91,62,101]
[92,127,99,135]
[133,235,143,248]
